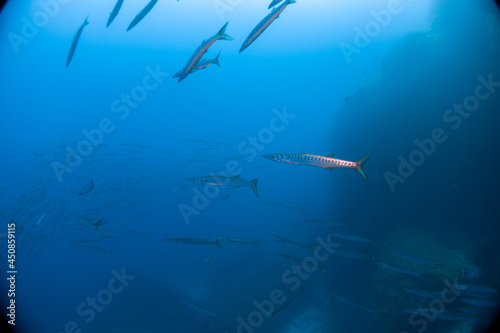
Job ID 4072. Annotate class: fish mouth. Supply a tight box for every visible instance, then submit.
[262,154,272,160]
[186,178,195,183]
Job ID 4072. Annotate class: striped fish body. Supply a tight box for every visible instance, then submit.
[178,23,232,82]
[240,0,296,52]
[331,248,369,260]
[374,261,424,279]
[403,287,441,299]
[333,232,374,246]
[187,175,258,197]
[223,238,261,246]
[191,51,221,73]
[462,298,498,308]
[391,251,440,268]
[274,235,313,251]
[456,284,498,295]
[163,237,223,247]
[264,152,371,181]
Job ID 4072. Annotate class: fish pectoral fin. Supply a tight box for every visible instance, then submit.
[234,175,241,178]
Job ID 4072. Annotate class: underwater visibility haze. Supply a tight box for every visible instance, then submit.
[1,0,500,332]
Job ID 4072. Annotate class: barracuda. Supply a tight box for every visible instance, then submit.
[106,0,124,28]
[66,16,89,68]
[239,0,296,53]
[162,237,224,247]
[186,175,258,197]
[177,22,233,82]
[173,51,221,78]
[263,152,371,181]
[126,0,158,32]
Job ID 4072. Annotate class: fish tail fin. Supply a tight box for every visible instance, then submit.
[319,266,327,273]
[217,22,233,40]
[215,238,224,248]
[253,240,262,246]
[251,179,259,197]
[297,204,304,213]
[288,0,297,3]
[370,240,376,247]
[214,51,221,67]
[355,153,371,181]
[84,15,90,25]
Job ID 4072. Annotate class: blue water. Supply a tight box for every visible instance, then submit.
[1,0,500,332]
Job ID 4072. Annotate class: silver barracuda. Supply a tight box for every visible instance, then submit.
[162,237,224,248]
[191,51,221,72]
[177,23,233,82]
[391,250,441,269]
[262,200,303,212]
[66,16,89,68]
[462,298,498,308]
[239,0,296,53]
[126,0,158,32]
[373,260,424,279]
[173,51,221,78]
[106,0,124,28]
[403,287,441,299]
[274,235,314,251]
[402,310,479,323]
[331,248,370,260]
[222,238,261,246]
[304,219,347,229]
[263,152,372,181]
[186,175,258,197]
[333,232,375,246]
[455,283,498,295]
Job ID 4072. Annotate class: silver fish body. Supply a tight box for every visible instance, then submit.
[186,175,258,197]
[126,0,158,32]
[163,237,223,247]
[263,152,371,181]
[177,23,232,82]
[66,16,89,68]
[240,0,296,53]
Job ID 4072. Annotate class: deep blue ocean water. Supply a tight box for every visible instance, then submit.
[1,0,500,332]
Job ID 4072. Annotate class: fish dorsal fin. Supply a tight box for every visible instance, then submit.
[326,154,336,158]
[234,175,240,178]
